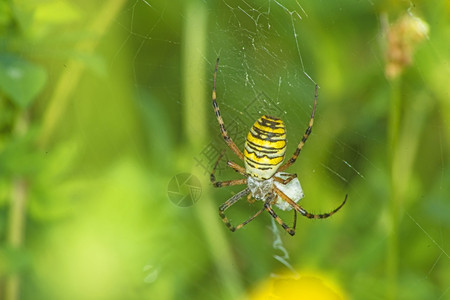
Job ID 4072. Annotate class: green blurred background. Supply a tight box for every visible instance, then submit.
[0,0,449,299]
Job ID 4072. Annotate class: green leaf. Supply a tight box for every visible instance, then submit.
[0,54,47,108]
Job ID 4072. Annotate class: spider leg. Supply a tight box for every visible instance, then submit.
[274,173,299,230]
[264,197,296,236]
[210,149,227,184]
[278,84,318,172]
[227,160,246,176]
[247,193,256,204]
[220,192,266,232]
[274,186,347,219]
[219,188,251,231]
[212,58,244,161]
[274,173,297,185]
[292,209,298,231]
[212,178,247,188]
[210,150,247,187]
[234,205,266,231]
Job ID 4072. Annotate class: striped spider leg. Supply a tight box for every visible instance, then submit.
[278,84,318,172]
[210,152,266,232]
[212,58,244,161]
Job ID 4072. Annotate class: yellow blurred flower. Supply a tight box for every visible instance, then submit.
[248,270,347,300]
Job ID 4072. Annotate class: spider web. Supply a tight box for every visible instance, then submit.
[112,0,449,299]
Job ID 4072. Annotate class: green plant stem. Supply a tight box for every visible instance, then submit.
[387,77,401,300]
[387,77,432,299]
[5,112,29,300]
[182,1,243,299]
[39,0,128,148]
[5,178,27,300]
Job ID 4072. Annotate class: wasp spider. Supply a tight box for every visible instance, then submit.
[210,58,347,236]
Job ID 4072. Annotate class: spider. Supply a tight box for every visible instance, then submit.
[210,58,347,236]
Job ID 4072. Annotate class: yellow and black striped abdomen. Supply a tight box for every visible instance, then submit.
[244,115,287,180]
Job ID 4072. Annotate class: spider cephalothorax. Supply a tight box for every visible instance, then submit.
[210,58,347,236]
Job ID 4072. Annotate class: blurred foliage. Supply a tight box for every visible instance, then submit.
[0,0,449,299]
